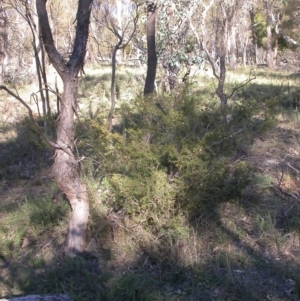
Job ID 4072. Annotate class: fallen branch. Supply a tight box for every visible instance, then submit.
[272,185,300,202]
[0,294,73,301]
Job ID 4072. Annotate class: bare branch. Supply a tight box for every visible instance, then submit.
[227,68,256,100]
[0,85,59,149]
[36,0,66,77]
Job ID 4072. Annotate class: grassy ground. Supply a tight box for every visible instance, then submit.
[0,65,300,301]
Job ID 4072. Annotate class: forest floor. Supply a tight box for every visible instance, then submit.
[0,65,300,301]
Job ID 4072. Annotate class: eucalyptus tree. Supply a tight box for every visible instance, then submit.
[1,0,96,257]
[190,0,232,105]
[190,0,255,105]
[36,0,93,256]
[272,0,300,49]
[263,0,275,68]
[249,5,258,64]
[156,0,200,91]
[144,0,157,94]
[20,0,52,124]
[94,0,140,131]
[0,1,32,83]
[0,4,8,83]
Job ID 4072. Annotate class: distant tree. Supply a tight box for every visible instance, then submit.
[36,0,93,256]
[94,0,139,131]
[156,0,200,91]
[21,0,51,129]
[144,1,157,94]
[249,7,258,64]
[264,0,275,69]
[0,4,8,83]
[193,0,231,105]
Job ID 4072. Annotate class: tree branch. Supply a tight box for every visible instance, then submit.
[68,0,93,74]
[36,0,66,78]
[0,85,59,149]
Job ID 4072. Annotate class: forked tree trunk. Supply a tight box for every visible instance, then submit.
[144,1,157,95]
[36,0,93,256]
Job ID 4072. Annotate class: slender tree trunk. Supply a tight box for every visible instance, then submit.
[0,7,8,84]
[40,38,51,116]
[144,2,157,95]
[108,44,120,132]
[265,2,274,69]
[216,18,228,106]
[216,54,227,106]
[229,15,237,70]
[266,22,274,69]
[250,10,257,65]
[273,34,278,66]
[25,1,51,134]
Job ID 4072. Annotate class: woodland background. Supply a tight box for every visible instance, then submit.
[0,0,300,300]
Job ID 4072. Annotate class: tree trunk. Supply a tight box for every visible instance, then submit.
[266,22,274,69]
[229,13,237,70]
[273,34,278,66]
[265,2,274,69]
[144,2,157,95]
[108,44,120,132]
[242,34,249,66]
[0,6,8,84]
[250,9,257,65]
[216,17,228,106]
[52,77,89,256]
[36,0,93,256]
[216,54,227,106]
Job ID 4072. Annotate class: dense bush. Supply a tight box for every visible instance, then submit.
[77,86,273,226]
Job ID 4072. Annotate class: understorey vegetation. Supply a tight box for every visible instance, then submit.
[1,66,300,300]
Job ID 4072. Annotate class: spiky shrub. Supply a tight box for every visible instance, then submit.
[78,85,273,230]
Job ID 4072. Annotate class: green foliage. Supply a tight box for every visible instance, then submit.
[254,13,267,49]
[253,11,293,51]
[79,85,270,225]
